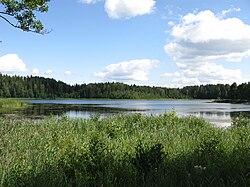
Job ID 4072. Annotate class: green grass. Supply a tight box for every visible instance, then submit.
[0,98,28,108]
[0,112,249,186]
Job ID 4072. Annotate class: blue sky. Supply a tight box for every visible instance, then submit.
[0,0,250,87]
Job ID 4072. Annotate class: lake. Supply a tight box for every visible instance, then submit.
[2,99,250,127]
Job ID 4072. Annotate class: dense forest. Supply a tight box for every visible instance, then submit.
[0,74,249,100]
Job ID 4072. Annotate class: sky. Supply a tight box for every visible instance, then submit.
[0,0,250,87]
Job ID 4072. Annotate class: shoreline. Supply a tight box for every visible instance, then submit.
[213,99,250,105]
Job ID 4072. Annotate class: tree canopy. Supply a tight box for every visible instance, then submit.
[0,0,50,34]
[0,74,249,101]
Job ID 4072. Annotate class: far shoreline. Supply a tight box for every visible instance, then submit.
[213,99,250,105]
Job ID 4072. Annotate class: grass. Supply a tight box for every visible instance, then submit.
[0,112,249,186]
[0,99,28,108]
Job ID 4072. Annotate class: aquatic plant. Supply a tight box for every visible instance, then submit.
[0,113,249,186]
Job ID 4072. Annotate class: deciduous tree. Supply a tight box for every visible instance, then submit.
[0,0,50,34]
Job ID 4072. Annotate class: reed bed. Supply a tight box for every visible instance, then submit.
[0,112,249,186]
[0,99,27,108]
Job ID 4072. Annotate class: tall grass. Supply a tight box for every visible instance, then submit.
[0,99,27,108]
[0,112,249,186]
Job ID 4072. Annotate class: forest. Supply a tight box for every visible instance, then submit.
[0,74,249,100]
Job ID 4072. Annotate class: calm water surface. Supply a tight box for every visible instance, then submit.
[2,99,250,127]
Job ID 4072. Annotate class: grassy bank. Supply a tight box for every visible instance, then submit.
[0,113,249,186]
[0,99,28,108]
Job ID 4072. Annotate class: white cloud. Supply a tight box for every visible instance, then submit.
[32,68,39,75]
[79,0,99,4]
[0,54,26,73]
[94,59,159,81]
[163,10,250,87]
[64,70,72,76]
[220,7,241,17]
[168,21,175,26]
[164,10,250,63]
[80,0,156,19]
[162,71,181,78]
[162,62,243,88]
[45,69,53,75]
[104,0,156,19]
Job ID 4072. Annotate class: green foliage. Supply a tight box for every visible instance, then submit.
[0,114,249,186]
[0,74,185,99]
[0,98,27,108]
[1,74,250,100]
[132,142,164,185]
[0,0,50,33]
[182,82,250,101]
[232,115,250,127]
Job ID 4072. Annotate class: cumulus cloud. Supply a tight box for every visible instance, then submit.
[45,69,53,75]
[32,68,39,75]
[163,10,250,87]
[162,62,243,87]
[105,0,156,19]
[94,59,159,81]
[164,10,250,63]
[0,54,26,73]
[64,70,72,76]
[80,0,156,19]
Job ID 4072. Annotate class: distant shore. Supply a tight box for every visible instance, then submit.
[213,99,250,105]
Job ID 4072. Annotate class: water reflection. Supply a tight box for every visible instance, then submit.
[5,103,148,119]
[1,99,250,127]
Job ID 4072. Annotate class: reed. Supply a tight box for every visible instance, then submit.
[0,99,28,108]
[0,112,249,186]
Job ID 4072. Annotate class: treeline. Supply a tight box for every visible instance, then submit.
[182,83,250,100]
[0,74,184,99]
[0,74,249,100]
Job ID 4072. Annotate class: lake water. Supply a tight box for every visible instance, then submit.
[2,99,250,127]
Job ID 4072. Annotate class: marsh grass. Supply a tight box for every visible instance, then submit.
[0,112,249,186]
[0,99,28,108]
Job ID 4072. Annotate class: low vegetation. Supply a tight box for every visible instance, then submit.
[0,99,27,108]
[0,113,249,186]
